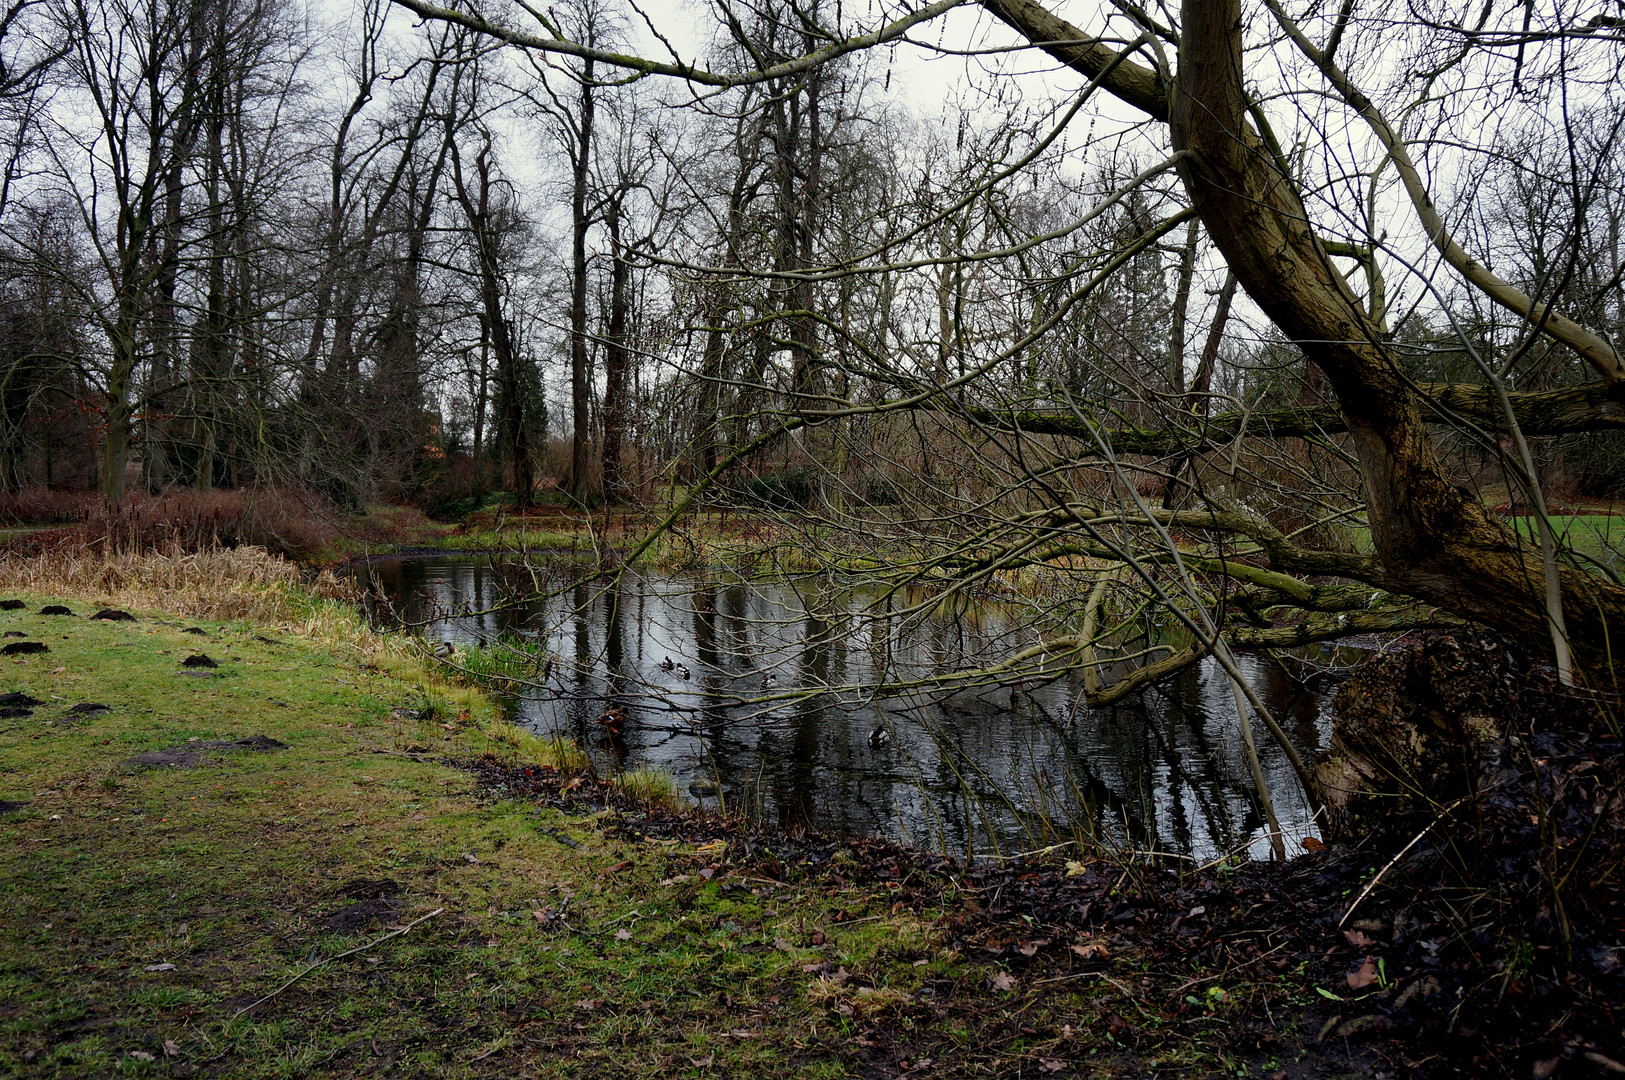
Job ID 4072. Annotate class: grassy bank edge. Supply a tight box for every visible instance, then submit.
[0,551,1325,1079]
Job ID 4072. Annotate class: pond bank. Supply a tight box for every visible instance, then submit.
[0,562,1615,1078]
[0,590,1355,1079]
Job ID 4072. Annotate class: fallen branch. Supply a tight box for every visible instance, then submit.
[231,907,444,1018]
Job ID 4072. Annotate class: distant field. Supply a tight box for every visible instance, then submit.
[1509,514,1625,568]
[1315,514,1623,570]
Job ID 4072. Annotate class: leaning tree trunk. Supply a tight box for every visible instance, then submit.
[1168,0,1625,668]
[980,0,1625,674]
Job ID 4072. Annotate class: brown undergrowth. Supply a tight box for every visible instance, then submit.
[0,486,449,562]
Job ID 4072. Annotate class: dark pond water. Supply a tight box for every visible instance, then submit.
[353,555,1343,861]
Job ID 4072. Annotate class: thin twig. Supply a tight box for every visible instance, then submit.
[1339,796,1475,928]
[1194,829,1287,873]
[231,907,444,1019]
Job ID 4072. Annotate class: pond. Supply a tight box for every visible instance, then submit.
[353,555,1344,862]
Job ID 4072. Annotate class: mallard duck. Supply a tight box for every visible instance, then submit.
[868,725,892,748]
[432,641,454,659]
[674,663,691,681]
[659,656,674,672]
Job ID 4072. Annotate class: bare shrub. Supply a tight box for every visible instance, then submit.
[0,489,100,525]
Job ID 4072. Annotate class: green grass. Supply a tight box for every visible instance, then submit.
[1507,513,1625,569]
[1305,513,1625,573]
[0,596,1201,1078]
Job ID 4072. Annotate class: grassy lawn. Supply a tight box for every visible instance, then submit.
[2,596,1288,1079]
[1506,513,1625,568]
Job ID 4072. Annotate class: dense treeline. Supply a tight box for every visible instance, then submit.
[6,0,1615,520]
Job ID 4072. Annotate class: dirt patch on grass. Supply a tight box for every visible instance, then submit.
[121,735,288,769]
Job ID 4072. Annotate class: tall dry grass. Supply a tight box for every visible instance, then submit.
[0,545,357,626]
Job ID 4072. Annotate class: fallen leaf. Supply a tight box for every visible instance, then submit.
[1040,1060,1067,1073]
[692,839,727,855]
[562,777,584,791]
[163,1040,179,1057]
[462,853,480,864]
[1343,929,1376,948]
[531,909,553,925]
[1302,836,1326,852]
[1063,860,1089,877]
[143,963,176,973]
[574,999,601,1010]
[801,962,824,973]
[774,937,795,951]
[990,971,1017,991]
[658,875,692,887]
[1070,942,1110,960]
[614,928,632,941]
[129,1050,155,1061]
[1583,1052,1625,1075]
[1018,940,1049,957]
[1346,957,1379,990]
[690,1055,714,1068]
[698,867,716,880]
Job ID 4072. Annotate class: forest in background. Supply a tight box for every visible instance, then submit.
[3,0,1622,509]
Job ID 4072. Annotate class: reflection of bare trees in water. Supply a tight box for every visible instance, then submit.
[359,555,1328,860]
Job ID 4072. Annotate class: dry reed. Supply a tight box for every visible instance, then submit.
[0,545,356,625]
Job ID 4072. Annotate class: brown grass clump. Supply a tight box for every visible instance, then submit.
[0,545,356,624]
[804,978,914,1020]
[0,486,347,560]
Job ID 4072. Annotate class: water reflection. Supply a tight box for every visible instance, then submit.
[353,556,1337,861]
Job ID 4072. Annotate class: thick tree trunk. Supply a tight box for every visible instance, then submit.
[981,0,1625,675]
[102,312,137,507]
